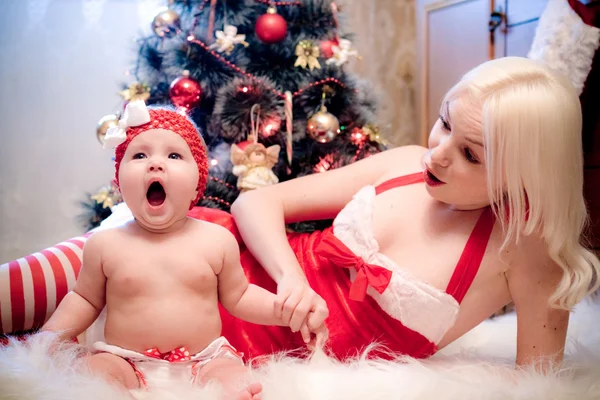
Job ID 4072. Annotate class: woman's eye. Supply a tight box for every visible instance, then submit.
[439,115,451,131]
[464,148,479,164]
[133,153,146,159]
[168,153,182,160]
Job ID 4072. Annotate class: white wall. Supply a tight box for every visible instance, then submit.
[0,0,164,263]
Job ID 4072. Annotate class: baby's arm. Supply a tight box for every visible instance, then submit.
[506,237,569,371]
[216,228,283,326]
[41,231,107,340]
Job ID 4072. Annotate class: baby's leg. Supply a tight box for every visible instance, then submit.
[195,357,261,400]
[81,353,140,393]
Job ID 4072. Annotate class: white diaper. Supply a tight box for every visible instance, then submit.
[91,336,244,390]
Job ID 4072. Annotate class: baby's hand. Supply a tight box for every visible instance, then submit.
[275,274,329,335]
[299,314,329,350]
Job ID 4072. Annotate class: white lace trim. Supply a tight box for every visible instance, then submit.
[528,0,600,95]
[333,186,460,345]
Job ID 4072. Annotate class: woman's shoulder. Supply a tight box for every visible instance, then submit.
[373,145,428,185]
[382,144,428,160]
[499,233,561,285]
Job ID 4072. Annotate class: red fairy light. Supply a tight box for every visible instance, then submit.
[262,119,281,137]
[350,127,367,147]
[264,123,275,135]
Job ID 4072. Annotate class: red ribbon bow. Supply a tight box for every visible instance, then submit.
[317,233,392,302]
[144,346,192,362]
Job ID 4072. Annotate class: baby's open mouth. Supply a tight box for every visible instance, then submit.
[146,181,166,206]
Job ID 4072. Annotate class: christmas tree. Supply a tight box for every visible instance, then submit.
[90,0,387,232]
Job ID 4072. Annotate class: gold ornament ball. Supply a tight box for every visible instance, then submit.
[96,114,119,145]
[152,9,181,38]
[307,108,340,143]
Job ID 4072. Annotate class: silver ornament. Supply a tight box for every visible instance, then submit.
[96,114,119,145]
[152,9,181,38]
[307,106,340,143]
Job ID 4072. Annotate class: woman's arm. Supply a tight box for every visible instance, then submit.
[506,236,570,371]
[231,145,426,339]
[230,145,426,282]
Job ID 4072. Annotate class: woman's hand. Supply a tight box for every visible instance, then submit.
[275,273,329,344]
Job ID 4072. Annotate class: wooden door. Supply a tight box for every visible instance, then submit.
[493,0,548,58]
[415,0,551,145]
[415,0,600,248]
[415,0,494,145]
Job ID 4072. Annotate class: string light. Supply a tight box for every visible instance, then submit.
[350,128,366,147]
[202,195,231,207]
[255,0,302,5]
[264,123,276,136]
[187,35,354,99]
[209,176,235,189]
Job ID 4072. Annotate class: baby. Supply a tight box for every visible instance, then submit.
[42,101,286,399]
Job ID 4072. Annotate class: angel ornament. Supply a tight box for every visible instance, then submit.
[231,142,280,192]
[209,24,249,55]
[326,38,360,67]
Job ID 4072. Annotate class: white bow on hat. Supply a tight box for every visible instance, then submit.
[103,100,151,149]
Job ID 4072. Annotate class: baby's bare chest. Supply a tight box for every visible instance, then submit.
[103,240,217,296]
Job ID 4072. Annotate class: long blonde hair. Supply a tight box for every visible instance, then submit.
[443,57,599,309]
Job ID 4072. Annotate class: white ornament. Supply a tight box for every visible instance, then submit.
[326,39,359,67]
[209,24,249,55]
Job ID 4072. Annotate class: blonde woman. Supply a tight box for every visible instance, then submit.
[222,56,600,369]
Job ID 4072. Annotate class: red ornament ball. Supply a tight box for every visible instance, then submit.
[255,8,287,44]
[169,70,202,111]
[320,38,339,59]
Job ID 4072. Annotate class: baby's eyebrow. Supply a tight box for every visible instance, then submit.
[135,145,149,151]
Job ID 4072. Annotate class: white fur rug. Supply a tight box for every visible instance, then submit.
[1,297,599,400]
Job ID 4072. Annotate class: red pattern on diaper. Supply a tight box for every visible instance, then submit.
[144,346,192,362]
[124,358,147,388]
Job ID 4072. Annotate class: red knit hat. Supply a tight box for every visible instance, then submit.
[112,107,208,208]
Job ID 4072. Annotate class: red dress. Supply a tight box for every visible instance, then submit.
[219,173,496,360]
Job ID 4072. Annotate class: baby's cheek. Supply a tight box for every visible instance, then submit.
[174,176,200,198]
